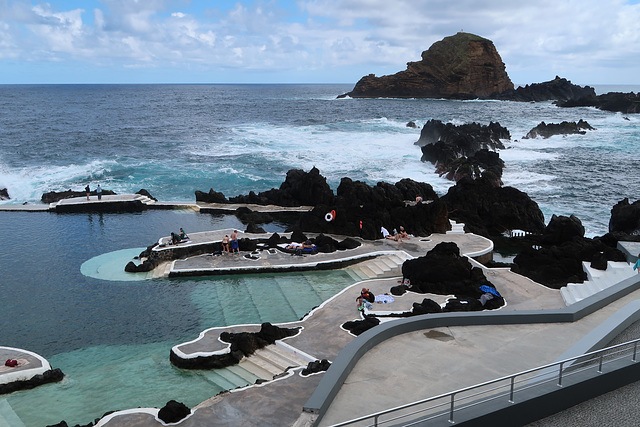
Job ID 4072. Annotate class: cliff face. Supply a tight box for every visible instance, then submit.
[343,32,514,99]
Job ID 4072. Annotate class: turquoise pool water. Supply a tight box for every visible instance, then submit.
[0,211,356,426]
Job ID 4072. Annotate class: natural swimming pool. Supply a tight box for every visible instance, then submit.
[0,210,355,426]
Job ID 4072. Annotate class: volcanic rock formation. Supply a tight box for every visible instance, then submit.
[339,32,514,99]
[523,120,595,139]
[416,119,509,182]
[557,91,640,114]
[495,76,596,102]
[440,176,546,238]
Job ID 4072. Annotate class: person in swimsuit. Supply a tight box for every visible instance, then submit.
[230,230,239,254]
[222,235,230,254]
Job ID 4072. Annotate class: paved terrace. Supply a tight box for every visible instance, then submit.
[151,230,494,278]
[96,228,611,427]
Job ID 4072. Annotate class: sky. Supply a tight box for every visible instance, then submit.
[0,0,639,85]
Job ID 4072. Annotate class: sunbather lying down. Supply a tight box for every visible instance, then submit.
[279,240,317,254]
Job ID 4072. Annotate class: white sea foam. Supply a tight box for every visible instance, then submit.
[0,159,119,203]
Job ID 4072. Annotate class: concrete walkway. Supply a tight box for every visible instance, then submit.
[0,195,314,213]
[97,231,578,427]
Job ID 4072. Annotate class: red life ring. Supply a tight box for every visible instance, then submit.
[325,210,337,222]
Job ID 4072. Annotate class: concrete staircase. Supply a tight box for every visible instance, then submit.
[345,252,412,281]
[238,343,314,381]
[560,261,636,305]
[133,194,156,205]
[447,220,465,234]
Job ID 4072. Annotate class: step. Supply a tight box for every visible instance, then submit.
[344,268,365,282]
[200,370,241,391]
[378,256,401,269]
[356,265,377,279]
[370,260,391,272]
[349,266,371,280]
[560,287,577,306]
[215,366,253,387]
[364,262,385,276]
[582,280,601,296]
[270,343,312,367]
[242,354,282,377]
[568,283,590,301]
[226,364,260,384]
[587,276,608,292]
[238,358,276,381]
[253,347,300,371]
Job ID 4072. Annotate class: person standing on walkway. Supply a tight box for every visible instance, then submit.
[230,230,239,254]
[634,253,640,274]
[96,184,102,201]
[85,184,90,200]
[222,235,230,254]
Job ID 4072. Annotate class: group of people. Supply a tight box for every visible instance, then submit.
[380,225,410,242]
[85,184,102,201]
[170,228,189,245]
[221,230,239,254]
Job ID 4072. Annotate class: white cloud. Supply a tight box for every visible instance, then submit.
[0,0,638,83]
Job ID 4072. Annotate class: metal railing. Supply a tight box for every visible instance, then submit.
[329,337,640,427]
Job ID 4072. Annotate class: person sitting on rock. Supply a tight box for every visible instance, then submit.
[398,226,410,240]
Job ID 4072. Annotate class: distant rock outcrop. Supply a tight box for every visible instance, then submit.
[523,120,595,139]
[339,32,514,99]
[557,91,640,114]
[416,120,509,182]
[495,76,596,102]
[0,188,9,200]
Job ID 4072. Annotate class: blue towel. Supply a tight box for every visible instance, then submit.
[479,285,501,297]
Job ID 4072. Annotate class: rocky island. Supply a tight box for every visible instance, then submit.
[339,32,513,99]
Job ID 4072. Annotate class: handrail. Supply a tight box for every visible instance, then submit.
[329,337,640,427]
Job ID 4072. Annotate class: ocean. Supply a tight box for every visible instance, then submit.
[0,84,639,426]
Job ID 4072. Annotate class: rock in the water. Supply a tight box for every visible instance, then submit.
[0,188,9,200]
[495,76,596,102]
[195,188,228,203]
[417,120,509,182]
[558,91,640,114]
[158,400,190,424]
[227,167,335,207]
[523,120,594,139]
[340,32,513,99]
